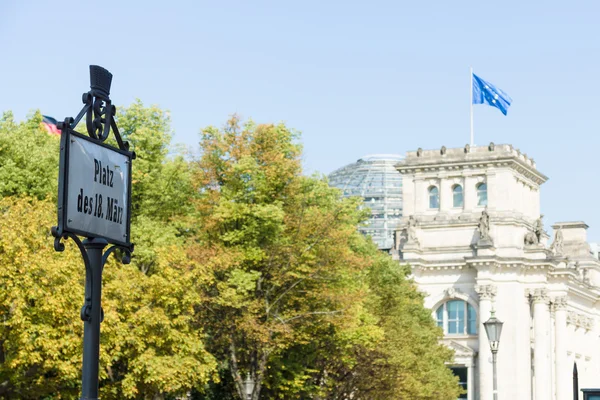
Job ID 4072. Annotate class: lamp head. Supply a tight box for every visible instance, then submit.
[244,373,255,399]
[483,309,504,352]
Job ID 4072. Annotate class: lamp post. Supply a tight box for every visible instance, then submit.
[484,310,503,400]
[243,373,255,400]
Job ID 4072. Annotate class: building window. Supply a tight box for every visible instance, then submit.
[428,186,439,209]
[450,367,468,399]
[452,185,463,208]
[477,182,487,206]
[435,300,477,335]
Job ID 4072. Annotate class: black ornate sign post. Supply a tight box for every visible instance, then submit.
[52,65,134,400]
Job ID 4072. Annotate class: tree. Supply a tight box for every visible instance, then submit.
[0,106,461,399]
[303,253,462,399]
[190,116,461,399]
[0,197,83,398]
[0,111,60,200]
[0,104,216,399]
[93,101,217,398]
[258,241,462,400]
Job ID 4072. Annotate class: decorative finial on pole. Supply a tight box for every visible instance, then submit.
[89,65,113,97]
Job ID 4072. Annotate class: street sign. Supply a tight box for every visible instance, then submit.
[52,65,135,400]
[57,129,133,247]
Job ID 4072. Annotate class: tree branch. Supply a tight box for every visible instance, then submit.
[283,309,345,324]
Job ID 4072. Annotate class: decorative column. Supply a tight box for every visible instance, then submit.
[554,296,569,400]
[532,289,551,400]
[476,284,496,400]
[467,364,474,400]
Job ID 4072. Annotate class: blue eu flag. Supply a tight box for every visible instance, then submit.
[472,74,512,115]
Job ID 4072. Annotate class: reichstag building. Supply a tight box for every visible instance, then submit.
[329,144,600,400]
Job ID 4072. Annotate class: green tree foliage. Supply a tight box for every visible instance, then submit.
[117,100,197,227]
[0,111,60,200]
[0,197,83,398]
[0,105,460,399]
[300,252,461,399]
[0,103,215,399]
[190,117,461,399]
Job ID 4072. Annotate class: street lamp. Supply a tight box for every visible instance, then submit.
[484,310,504,400]
[243,373,255,400]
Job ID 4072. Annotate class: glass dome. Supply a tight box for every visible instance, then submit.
[328,154,403,249]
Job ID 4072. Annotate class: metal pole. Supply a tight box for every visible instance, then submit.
[573,362,578,400]
[492,350,498,400]
[470,66,474,147]
[80,238,108,400]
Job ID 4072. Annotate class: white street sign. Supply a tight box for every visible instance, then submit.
[65,134,130,243]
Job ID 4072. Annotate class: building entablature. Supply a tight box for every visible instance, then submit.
[397,143,548,186]
[402,212,549,229]
[409,259,471,272]
[408,256,564,274]
[546,273,600,302]
[566,311,595,330]
[399,160,546,188]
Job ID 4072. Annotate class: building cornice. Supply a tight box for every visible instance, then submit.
[408,255,564,273]
[398,158,547,186]
[404,213,544,230]
[567,310,595,330]
[396,144,548,186]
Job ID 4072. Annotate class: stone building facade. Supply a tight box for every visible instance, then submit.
[393,144,600,400]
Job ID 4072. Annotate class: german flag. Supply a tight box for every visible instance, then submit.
[42,115,61,135]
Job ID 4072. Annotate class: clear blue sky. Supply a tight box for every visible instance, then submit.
[1,1,599,240]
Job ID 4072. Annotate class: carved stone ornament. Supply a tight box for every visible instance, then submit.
[524,230,538,246]
[406,216,419,246]
[534,215,544,242]
[525,215,545,246]
[444,287,462,298]
[477,208,491,242]
[553,296,568,310]
[531,288,549,303]
[549,227,564,256]
[567,311,594,330]
[475,284,497,300]
[567,311,578,326]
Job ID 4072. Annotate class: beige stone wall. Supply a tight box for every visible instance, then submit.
[395,144,600,400]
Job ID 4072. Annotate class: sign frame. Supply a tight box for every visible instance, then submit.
[56,127,134,250]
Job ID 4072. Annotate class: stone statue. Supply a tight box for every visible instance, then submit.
[534,215,544,243]
[550,227,564,255]
[478,208,490,241]
[407,216,418,243]
[524,231,538,246]
[525,215,544,246]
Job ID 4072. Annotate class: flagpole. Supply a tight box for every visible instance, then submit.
[470,67,474,146]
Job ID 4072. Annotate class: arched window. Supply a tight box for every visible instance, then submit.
[452,185,463,208]
[435,300,477,335]
[477,182,487,206]
[428,186,439,209]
